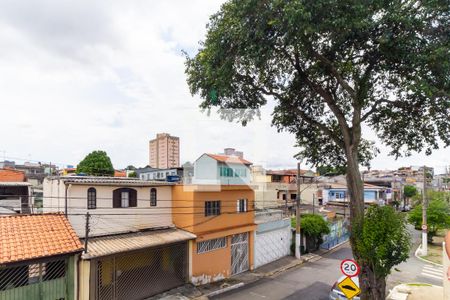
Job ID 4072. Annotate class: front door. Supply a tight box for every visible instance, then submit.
[231,232,249,275]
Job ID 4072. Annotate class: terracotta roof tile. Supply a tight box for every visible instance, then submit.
[0,169,26,182]
[206,154,252,165]
[0,214,83,264]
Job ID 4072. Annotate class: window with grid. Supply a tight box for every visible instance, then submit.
[205,201,220,216]
[87,187,96,209]
[197,237,226,253]
[237,198,248,213]
[150,188,157,206]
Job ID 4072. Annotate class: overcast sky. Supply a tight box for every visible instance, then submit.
[0,0,448,173]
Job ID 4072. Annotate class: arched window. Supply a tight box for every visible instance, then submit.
[87,188,96,209]
[150,188,157,206]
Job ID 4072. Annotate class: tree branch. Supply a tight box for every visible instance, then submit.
[309,49,357,99]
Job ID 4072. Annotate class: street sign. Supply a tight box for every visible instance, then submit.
[338,276,361,299]
[422,224,428,231]
[340,259,360,277]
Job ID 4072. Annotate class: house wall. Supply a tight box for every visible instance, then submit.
[43,179,173,237]
[190,231,254,285]
[78,259,91,300]
[193,155,219,185]
[193,155,251,185]
[172,185,256,284]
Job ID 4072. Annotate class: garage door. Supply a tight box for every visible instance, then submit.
[255,227,290,268]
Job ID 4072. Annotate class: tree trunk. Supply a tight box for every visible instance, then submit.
[345,148,386,299]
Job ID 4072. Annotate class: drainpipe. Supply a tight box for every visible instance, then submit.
[65,183,68,217]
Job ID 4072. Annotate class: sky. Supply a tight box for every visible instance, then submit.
[0,0,448,174]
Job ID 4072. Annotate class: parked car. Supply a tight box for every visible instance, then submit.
[329,276,360,300]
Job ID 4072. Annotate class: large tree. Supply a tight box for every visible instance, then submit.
[76,150,115,176]
[185,1,449,298]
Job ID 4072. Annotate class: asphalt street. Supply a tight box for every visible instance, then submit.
[213,225,442,300]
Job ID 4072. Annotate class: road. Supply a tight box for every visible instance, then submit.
[213,226,442,300]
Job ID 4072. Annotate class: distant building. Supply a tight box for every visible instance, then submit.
[251,166,317,210]
[0,168,32,214]
[319,182,386,205]
[193,150,252,185]
[149,133,180,169]
[137,166,183,182]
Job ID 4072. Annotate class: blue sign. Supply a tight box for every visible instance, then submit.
[167,175,180,182]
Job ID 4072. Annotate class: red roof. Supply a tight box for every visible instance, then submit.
[0,168,26,182]
[114,170,127,177]
[0,214,83,264]
[206,154,252,165]
[266,169,309,176]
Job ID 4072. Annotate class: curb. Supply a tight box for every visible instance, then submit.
[415,244,443,267]
[205,283,244,297]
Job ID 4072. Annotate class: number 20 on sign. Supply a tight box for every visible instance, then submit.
[340,259,360,277]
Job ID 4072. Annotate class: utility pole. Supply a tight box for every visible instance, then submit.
[84,212,91,254]
[295,161,302,259]
[422,165,428,256]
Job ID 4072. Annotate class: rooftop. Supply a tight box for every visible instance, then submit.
[82,228,196,259]
[205,154,252,165]
[46,176,175,186]
[0,168,26,182]
[0,213,83,264]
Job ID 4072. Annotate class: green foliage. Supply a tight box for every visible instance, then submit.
[355,206,410,277]
[128,171,137,178]
[316,165,346,176]
[185,0,449,167]
[126,165,136,170]
[403,185,418,198]
[409,198,450,239]
[76,151,114,176]
[292,214,330,237]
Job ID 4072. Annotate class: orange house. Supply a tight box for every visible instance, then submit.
[172,184,256,285]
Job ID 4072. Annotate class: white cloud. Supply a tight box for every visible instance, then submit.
[0,0,448,174]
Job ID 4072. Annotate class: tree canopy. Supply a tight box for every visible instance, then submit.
[186,0,449,168]
[185,1,448,298]
[76,151,115,176]
[403,185,418,198]
[356,206,410,277]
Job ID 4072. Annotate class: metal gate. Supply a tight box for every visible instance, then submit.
[93,242,187,300]
[255,227,290,268]
[231,232,249,275]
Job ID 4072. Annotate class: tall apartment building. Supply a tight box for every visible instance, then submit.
[149,133,180,168]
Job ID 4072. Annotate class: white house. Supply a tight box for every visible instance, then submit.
[193,153,252,185]
[43,176,175,237]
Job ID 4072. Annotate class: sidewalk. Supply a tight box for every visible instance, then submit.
[387,283,443,300]
[150,243,347,300]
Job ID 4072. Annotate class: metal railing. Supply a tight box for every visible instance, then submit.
[0,258,67,300]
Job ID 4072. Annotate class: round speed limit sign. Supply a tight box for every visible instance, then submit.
[340,259,360,277]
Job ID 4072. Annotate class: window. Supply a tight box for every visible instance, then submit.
[205,201,221,216]
[121,191,129,207]
[113,188,137,208]
[282,194,287,200]
[237,199,248,212]
[290,193,297,200]
[219,166,234,177]
[197,237,226,253]
[87,188,96,209]
[150,188,157,206]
